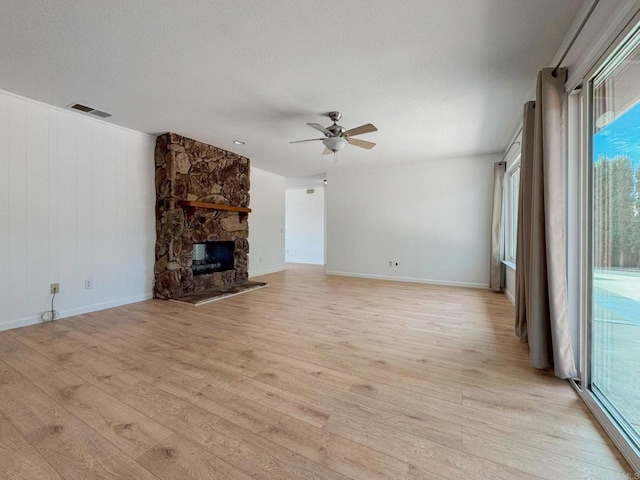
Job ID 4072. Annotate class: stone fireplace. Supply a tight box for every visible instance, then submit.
[154,132,250,299]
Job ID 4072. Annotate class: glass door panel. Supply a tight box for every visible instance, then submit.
[591,30,640,445]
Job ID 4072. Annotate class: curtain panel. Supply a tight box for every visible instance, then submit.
[490,162,506,292]
[515,67,577,379]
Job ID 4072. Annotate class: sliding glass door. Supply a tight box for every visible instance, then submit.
[586,21,640,459]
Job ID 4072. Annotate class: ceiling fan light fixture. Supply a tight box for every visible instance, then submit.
[323,137,348,152]
[290,112,377,158]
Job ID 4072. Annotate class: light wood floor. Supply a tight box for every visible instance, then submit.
[0,264,632,479]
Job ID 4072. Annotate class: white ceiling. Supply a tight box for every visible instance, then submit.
[0,0,584,177]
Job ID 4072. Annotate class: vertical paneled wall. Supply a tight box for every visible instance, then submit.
[0,90,156,331]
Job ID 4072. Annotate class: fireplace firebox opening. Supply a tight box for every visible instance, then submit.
[192,241,235,276]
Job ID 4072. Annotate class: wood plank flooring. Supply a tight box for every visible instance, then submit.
[0,263,633,479]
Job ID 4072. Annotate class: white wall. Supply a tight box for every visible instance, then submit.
[326,154,499,287]
[285,187,325,265]
[0,89,155,332]
[248,167,286,277]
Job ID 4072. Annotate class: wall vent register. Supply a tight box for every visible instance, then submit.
[67,103,112,118]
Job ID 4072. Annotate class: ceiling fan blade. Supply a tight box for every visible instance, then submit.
[289,138,325,144]
[322,148,333,155]
[307,123,332,135]
[345,123,377,137]
[348,137,376,149]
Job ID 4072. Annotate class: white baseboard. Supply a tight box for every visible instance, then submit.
[0,315,44,332]
[325,270,488,289]
[0,293,153,333]
[249,266,286,278]
[285,259,324,265]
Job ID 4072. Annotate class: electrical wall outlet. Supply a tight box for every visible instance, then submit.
[50,283,59,294]
[85,279,93,289]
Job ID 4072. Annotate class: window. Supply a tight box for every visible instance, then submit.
[580,17,640,468]
[504,157,521,264]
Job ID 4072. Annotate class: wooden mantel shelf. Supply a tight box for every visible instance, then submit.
[178,200,251,221]
[178,200,251,213]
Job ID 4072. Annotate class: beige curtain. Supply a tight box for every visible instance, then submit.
[490,162,506,291]
[515,101,534,342]
[514,67,577,379]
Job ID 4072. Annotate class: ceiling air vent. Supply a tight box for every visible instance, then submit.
[306,189,314,194]
[68,103,112,118]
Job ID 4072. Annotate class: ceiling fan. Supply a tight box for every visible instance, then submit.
[290,111,377,157]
